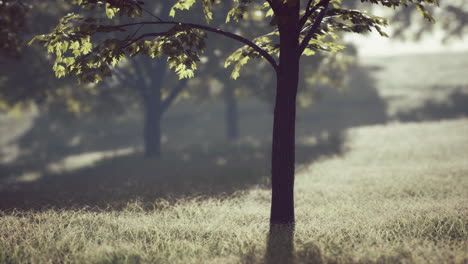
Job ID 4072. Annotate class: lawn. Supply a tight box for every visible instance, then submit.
[1,118,466,264]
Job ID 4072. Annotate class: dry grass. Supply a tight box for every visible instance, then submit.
[1,118,467,264]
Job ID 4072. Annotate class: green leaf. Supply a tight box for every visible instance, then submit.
[53,64,67,78]
[105,3,119,19]
[80,42,92,54]
[415,3,436,23]
[170,0,197,18]
[70,41,80,50]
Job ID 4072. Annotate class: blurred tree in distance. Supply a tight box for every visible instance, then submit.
[0,0,29,58]
[0,0,77,113]
[1,0,354,161]
[0,1,191,158]
[30,0,439,226]
[391,0,468,42]
[190,3,356,140]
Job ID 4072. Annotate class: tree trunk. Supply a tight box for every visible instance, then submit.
[143,85,162,157]
[224,85,239,141]
[270,5,300,226]
[265,224,295,264]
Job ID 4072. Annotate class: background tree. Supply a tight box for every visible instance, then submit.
[0,0,75,112]
[0,0,29,58]
[390,0,467,41]
[111,56,188,157]
[105,1,191,157]
[186,3,356,142]
[31,0,438,226]
[0,1,190,158]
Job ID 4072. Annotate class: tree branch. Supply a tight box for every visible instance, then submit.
[141,6,163,22]
[298,0,330,55]
[161,78,188,113]
[266,0,278,13]
[112,21,279,73]
[121,31,171,49]
[299,0,326,29]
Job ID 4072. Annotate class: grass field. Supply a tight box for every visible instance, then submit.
[1,51,468,263]
[1,118,467,264]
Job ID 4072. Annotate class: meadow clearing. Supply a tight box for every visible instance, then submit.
[0,52,467,263]
[0,118,467,263]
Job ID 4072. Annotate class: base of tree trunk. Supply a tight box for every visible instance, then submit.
[265,224,295,264]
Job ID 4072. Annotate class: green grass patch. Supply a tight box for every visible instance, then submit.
[1,119,467,263]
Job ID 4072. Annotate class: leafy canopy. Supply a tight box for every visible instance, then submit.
[30,0,438,82]
[0,0,30,58]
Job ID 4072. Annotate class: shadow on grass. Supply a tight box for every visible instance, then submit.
[0,112,143,182]
[264,225,296,264]
[244,229,416,264]
[0,132,346,211]
[396,87,468,122]
[0,63,388,180]
[0,64,389,212]
[244,240,415,264]
[296,65,388,138]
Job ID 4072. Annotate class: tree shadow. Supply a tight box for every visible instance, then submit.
[395,87,468,122]
[264,225,296,264]
[247,227,327,264]
[296,64,388,138]
[0,132,346,211]
[251,226,417,264]
[0,112,143,181]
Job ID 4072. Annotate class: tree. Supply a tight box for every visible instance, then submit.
[0,0,190,158]
[31,0,438,226]
[390,1,467,41]
[0,0,77,112]
[106,0,190,157]
[111,56,188,157]
[0,0,30,58]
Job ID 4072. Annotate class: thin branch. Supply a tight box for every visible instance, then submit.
[112,21,279,72]
[141,6,163,22]
[121,31,170,49]
[299,0,326,29]
[298,0,330,55]
[161,78,188,113]
[127,24,144,41]
[305,0,314,11]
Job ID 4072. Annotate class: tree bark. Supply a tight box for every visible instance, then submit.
[224,84,239,141]
[143,85,162,157]
[270,3,300,226]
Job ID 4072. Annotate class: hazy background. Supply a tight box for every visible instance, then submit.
[0,0,467,211]
[0,2,467,263]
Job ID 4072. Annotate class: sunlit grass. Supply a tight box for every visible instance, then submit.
[1,118,467,263]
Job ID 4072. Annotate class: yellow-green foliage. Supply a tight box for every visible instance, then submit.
[1,119,467,263]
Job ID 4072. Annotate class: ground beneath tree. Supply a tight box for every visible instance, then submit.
[1,118,467,264]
